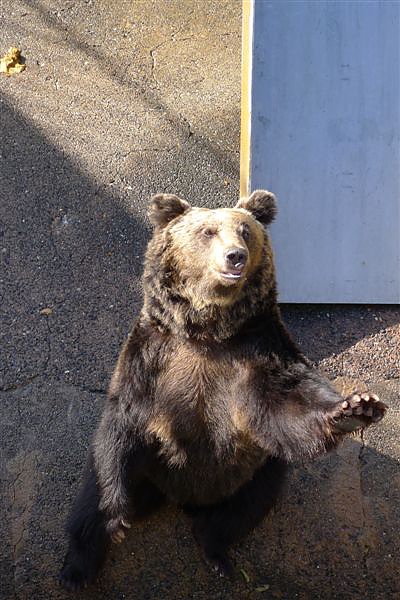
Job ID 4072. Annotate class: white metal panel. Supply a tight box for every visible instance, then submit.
[249,0,400,303]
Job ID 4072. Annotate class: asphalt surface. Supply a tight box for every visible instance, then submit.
[1,2,399,599]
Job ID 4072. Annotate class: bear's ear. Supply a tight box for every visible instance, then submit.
[236,189,277,225]
[148,194,191,228]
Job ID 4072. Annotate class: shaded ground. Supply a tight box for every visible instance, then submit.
[0,2,399,599]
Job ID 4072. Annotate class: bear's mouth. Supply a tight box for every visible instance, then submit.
[221,270,242,279]
[219,268,244,283]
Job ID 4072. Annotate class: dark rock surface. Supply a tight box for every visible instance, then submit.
[1,2,399,599]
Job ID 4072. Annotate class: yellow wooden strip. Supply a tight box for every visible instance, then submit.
[240,0,253,198]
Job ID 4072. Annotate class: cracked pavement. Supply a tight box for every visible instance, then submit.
[1,1,399,599]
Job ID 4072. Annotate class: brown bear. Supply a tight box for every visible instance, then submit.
[59,190,387,590]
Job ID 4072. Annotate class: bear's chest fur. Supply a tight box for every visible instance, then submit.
[153,342,250,440]
[145,341,268,505]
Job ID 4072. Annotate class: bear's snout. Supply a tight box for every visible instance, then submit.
[224,247,248,271]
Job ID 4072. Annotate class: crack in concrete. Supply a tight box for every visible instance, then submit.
[149,47,158,79]
[119,147,179,158]
[48,214,63,263]
[12,504,29,556]
[43,312,52,377]
[86,387,107,395]
[0,298,64,391]
[148,27,240,85]
[10,469,24,504]
[0,375,107,396]
[149,39,170,82]
[178,113,194,138]
[9,452,29,589]
[0,374,42,393]
[148,19,201,83]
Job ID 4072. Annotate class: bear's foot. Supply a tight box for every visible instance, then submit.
[203,547,235,579]
[333,392,387,433]
[193,521,235,579]
[59,550,98,591]
[106,517,131,544]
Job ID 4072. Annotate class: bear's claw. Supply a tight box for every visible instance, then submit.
[334,392,387,433]
[204,549,235,579]
[106,517,131,544]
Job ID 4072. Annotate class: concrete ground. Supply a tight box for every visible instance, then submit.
[0,1,399,599]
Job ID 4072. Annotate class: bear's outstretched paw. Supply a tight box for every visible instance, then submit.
[333,392,387,433]
[106,517,131,544]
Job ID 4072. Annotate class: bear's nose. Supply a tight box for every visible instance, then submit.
[224,247,248,269]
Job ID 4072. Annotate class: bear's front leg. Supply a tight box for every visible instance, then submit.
[332,392,387,433]
[255,366,387,462]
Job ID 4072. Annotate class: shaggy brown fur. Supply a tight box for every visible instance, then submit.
[60,190,387,590]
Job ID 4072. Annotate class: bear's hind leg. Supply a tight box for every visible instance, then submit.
[59,457,110,590]
[191,458,286,578]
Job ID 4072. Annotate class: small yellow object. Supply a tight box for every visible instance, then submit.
[40,307,53,316]
[0,47,26,76]
[255,584,270,592]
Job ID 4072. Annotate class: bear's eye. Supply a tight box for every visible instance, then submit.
[240,223,250,241]
[202,227,217,238]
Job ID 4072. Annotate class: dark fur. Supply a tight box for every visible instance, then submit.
[60,191,386,589]
[236,189,277,225]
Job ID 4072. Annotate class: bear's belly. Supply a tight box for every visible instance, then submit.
[147,438,268,506]
[145,342,267,505]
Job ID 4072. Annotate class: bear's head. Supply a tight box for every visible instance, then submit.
[143,190,278,339]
